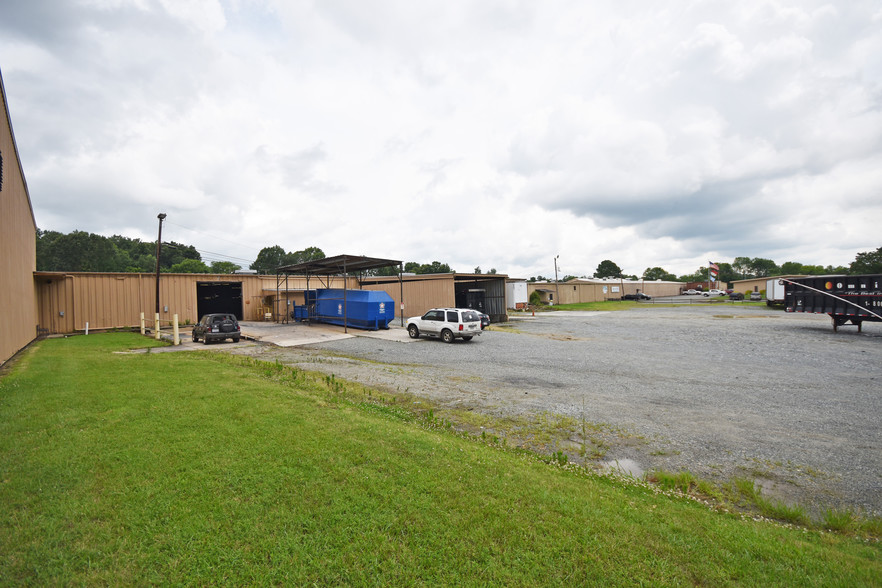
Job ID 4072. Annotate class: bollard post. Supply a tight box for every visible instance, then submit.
[140,312,145,335]
[173,314,180,346]
[155,313,161,340]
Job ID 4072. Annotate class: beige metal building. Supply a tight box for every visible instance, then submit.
[361,273,508,323]
[528,278,683,305]
[33,272,336,333]
[730,275,807,298]
[30,270,511,335]
[0,69,39,366]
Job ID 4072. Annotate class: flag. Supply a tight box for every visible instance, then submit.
[709,261,720,271]
[708,261,719,280]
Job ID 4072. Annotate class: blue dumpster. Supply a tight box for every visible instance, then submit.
[309,289,395,330]
[290,305,308,322]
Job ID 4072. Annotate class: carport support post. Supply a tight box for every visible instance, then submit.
[343,259,348,334]
[399,262,404,327]
[140,312,145,335]
[154,312,160,340]
[173,314,180,346]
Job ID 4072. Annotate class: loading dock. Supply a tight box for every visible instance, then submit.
[196,281,243,320]
[453,275,506,322]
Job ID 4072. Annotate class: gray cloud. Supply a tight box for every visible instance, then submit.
[3,0,880,277]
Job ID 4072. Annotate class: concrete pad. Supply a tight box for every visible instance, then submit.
[238,321,413,347]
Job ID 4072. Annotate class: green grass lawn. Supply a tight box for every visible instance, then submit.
[1,333,879,585]
[549,300,768,312]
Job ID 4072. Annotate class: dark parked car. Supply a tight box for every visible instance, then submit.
[729,292,745,300]
[192,313,241,344]
[622,293,652,301]
[472,310,490,329]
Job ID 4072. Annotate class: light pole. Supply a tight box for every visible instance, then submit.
[155,213,166,315]
[554,255,560,306]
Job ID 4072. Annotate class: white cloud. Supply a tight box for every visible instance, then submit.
[2,0,880,277]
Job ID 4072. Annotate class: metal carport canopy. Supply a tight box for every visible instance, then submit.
[275,254,404,331]
[276,254,401,275]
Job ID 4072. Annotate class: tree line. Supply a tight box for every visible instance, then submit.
[528,248,882,283]
[34,230,463,276]
[35,230,881,280]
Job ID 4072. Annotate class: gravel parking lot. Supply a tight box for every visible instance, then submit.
[233,304,882,515]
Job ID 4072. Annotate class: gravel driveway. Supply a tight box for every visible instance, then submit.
[232,304,882,515]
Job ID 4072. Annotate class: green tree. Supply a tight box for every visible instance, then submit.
[732,256,752,279]
[594,260,623,278]
[642,267,678,281]
[169,259,210,273]
[716,262,736,283]
[474,266,482,274]
[368,265,401,276]
[850,246,882,274]
[211,261,241,274]
[251,246,287,274]
[284,246,325,266]
[404,261,453,274]
[159,242,201,270]
[750,258,780,278]
[780,261,804,275]
[488,268,497,274]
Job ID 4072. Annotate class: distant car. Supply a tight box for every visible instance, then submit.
[729,292,745,300]
[407,308,483,343]
[703,289,726,297]
[684,289,699,295]
[471,310,491,329]
[750,292,763,301]
[622,293,652,301]
[192,313,241,344]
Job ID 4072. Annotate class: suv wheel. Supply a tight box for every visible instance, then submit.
[441,329,455,344]
[407,324,420,339]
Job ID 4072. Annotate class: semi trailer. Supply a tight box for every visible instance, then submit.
[783,274,882,332]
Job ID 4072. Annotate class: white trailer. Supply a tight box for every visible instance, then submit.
[765,278,786,306]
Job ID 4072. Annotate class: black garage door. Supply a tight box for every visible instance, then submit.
[196,282,243,320]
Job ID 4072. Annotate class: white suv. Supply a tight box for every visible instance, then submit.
[406,308,483,343]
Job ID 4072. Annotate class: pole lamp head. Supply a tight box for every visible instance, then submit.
[158,213,167,221]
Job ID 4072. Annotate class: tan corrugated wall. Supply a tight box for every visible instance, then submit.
[529,281,683,304]
[35,273,281,333]
[0,72,39,365]
[361,275,455,320]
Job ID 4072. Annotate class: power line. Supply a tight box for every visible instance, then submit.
[164,220,261,255]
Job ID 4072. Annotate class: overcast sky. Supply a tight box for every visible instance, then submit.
[2,1,880,278]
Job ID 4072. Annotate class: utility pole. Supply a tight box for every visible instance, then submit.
[155,213,166,315]
[554,255,560,306]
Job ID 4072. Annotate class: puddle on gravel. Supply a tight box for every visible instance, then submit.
[601,459,644,479]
